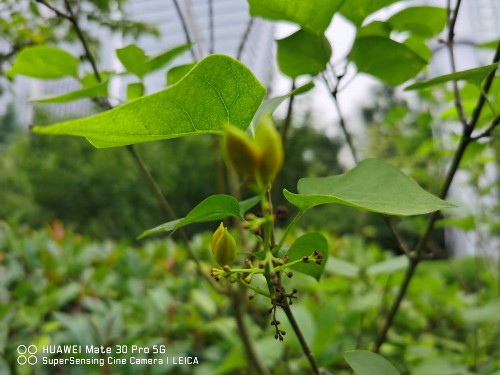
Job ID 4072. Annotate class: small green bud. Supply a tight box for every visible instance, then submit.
[212,225,237,267]
[255,114,283,186]
[223,124,261,176]
[211,222,225,253]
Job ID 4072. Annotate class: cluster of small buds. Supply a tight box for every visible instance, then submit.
[302,249,323,265]
[268,288,299,341]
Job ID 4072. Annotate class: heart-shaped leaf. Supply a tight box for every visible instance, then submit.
[32,54,266,148]
[277,29,332,78]
[344,350,400,375]
[387,6,447,39]
[349,36,428,86]
[286,233,328,281]
[284,158,453,215]
[139,195,259,239]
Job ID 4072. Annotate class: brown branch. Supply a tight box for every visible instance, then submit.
[445,0,468,127]
[280,79,296,146]
[236,17,254,61]
[208,0,215,55]
[35,0,70,20]
[172,0,198,61]
[471,115,500,140]
[282,301,320,375]
[232,287,271,375]
[374,37,500,353]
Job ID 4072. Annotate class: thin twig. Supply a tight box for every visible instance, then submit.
[208,0,215,55]
[232,287,272,375]
[172,0,198,61]
[471,115,500,140]
[236,17,254,60]
[322,74,358,163]
[35,0,70,20]
[383,216,412,257]
[282,302,320,375]
[281,79,296,146]
[445,0,468,127]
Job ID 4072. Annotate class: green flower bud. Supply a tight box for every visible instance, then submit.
[255,114,284,185]
[223,124,261,176]
[212,224,237,267]
[211,222,225,253]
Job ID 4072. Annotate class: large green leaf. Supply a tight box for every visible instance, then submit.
[247,0,345,34]
[387,6,447,38]
[139,195,259,238]
[349,36,428,86]
[31,80,109,103]
[7,46,79,79]
[405,63,500,91]
[344,350,400,375]
[340,0,402,26]
[277,29,332,78]
[284,158,453,215]
[32,54,266,148]
[286,233,328,281]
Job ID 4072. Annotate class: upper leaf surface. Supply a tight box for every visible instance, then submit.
[139,195,259,239]
[349,36,428,86]
[8,46,79,79]
[284,158,453,215]
[32,54,267,148]
[344,350,400,375]
[277,29,332,78]
[286,233,328,281]
[387,6,447,38]
[247,0,345,34]
[405,63,500,90]
[340,0,402,26]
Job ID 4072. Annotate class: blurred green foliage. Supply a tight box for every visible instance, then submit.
[0,110,345,240]
[1,222,498,374]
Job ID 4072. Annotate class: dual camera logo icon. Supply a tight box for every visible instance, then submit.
[17,345,37,365]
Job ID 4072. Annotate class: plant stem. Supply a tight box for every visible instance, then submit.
[282,301,320,375]
[281,79,296,146]
[172,0,197,61]
[208,0,215,55]
[232,288,272,375]
[236,17,254,60]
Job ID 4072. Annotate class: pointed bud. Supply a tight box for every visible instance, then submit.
[212,226,237,267]
[223,124,261,176]
[211,222,225,254]
[255,114,283,186]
